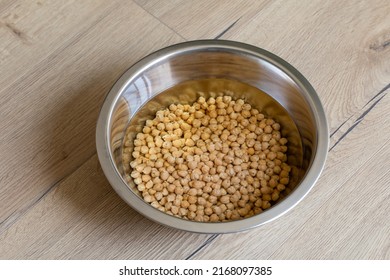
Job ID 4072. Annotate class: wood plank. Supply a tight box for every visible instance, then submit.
[0,154,212,259]
[0,0,119,90]
[192,90,389,259]
[0,1,183,228]
[134,0,268,39]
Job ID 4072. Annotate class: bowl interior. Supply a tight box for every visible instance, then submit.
[108,49,317,210]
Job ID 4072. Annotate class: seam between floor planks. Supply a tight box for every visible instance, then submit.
[132,0,187,41]
[185,234,219,260]
[330,85,389,151]
[330,83,389,140]
[214,17,241,39]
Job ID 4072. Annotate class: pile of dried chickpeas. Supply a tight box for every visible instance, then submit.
[123,95,291,222]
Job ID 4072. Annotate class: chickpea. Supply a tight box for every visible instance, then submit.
[280,178,289,185]
[262,201,271,209]
[208,195,218,204]
[181,200,190,208]
[272,191,280,201]
[220,195,230,204]
[209,214,219,222]
[125,95,291,222]
[188,204,197,212]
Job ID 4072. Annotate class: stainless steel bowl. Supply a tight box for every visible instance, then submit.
[96,40,328,233]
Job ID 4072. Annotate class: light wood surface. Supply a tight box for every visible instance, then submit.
[0,0,389,259]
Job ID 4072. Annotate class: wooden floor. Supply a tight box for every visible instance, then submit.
[0,0,389,259]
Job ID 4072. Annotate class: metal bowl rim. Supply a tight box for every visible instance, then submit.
[96,39,329,234]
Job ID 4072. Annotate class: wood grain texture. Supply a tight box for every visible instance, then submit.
[0,0,117,89]
[134,0,269,39]
[0,0,389,259]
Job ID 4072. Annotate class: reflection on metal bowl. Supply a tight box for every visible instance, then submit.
[96,40,328,233]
